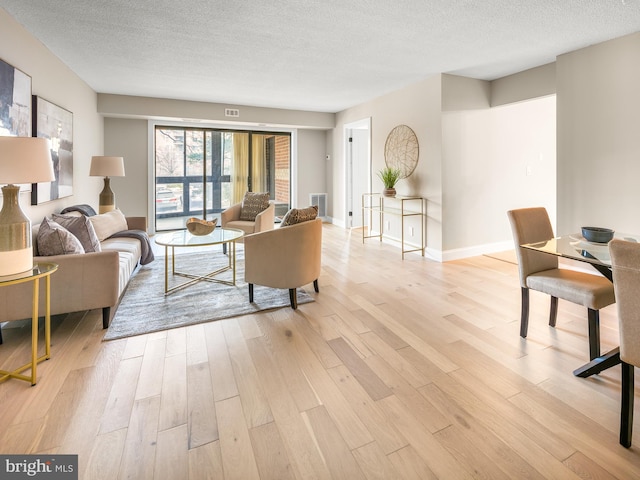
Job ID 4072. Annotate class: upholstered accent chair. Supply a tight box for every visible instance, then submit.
[507,207,615,360]
[221,193,275,254]
[609,239,640,447]
[244,217,322,309]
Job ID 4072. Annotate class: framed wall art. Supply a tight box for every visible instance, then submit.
[0,57,32,193]
[31,96,73,204]
[0,57,31,137]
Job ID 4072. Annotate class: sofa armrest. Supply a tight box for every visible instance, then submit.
[221,203,242,226]
[126,216,147,231]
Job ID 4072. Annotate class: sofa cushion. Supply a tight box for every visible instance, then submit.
[89,209,129,241]
[281,205,319,227]
[52,213,102,253]
[240,192,270,221]
[37,217,85,256]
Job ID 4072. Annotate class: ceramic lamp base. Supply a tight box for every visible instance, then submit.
[98,177,116,213]
[0,185,33,276]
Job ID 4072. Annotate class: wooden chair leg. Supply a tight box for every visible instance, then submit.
[289,288,298,309]
[621,362,634,448]
[313,279,319,293]
[549,296,558,327]
[520,287,530,338]
[248,284,254,303]
[588,308,601,360]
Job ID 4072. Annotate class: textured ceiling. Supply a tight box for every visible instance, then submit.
[1,0,640,113]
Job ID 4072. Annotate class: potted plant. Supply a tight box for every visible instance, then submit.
[377,166,402,197]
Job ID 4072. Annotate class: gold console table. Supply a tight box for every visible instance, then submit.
[362,193,425,259]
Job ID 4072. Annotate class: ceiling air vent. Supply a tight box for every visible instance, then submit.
[225,108,240,117]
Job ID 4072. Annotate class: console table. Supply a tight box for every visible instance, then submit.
[0,262,58,386]
[362,193,425,258]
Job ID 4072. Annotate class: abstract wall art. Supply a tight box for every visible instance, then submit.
[31,96,73,204]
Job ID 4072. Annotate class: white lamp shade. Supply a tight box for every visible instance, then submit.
[0,137,55,184]
[90,156,125,177]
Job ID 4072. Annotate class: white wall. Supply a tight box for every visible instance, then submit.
[0,8,103,221]
[334,75,444,250]
[333,72,556,260]
[557,32,640,236]
[442,96,556,256]
[103,118,148,217]
[295,129,327,211]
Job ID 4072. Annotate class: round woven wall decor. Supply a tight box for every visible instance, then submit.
[384,124,419,179]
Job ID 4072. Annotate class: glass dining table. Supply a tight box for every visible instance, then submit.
[521,231,640,377]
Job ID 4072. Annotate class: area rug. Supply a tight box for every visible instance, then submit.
[103,251,313,340]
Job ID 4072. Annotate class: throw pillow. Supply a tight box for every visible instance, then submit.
[89,209,128,241]
[37,217,85,256]
[280,205,319,227]
[52,213,102,253]
[239,192,270,221]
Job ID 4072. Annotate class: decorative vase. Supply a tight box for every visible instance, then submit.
[383,187,396,197]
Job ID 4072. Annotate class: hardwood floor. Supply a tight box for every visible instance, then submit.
[1,224,639,479]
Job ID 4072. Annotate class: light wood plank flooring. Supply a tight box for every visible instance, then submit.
[1,224,639,479]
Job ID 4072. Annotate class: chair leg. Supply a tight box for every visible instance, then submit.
[588,308,601,360]
[102,307,111,329]
[621,361,634,448]
[289,288,298,309]
[0,323,3,344]
[313,279,319,293]
[520,287,530,338]
[549,296,558,327]
[248,284,254,303]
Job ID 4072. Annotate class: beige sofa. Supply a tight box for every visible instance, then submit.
[0,216,146,335]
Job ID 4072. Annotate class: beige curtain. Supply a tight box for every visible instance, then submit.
[252,135,268,193]
[232,133,249,203]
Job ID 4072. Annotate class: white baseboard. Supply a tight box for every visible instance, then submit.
[439,240,514,262]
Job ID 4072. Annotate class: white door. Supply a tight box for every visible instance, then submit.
[345,119,371,228]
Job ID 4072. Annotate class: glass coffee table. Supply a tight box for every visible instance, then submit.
[155,228,244,295]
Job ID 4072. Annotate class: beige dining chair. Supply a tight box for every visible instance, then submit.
[507,207,615,360]
[609,239,640,447]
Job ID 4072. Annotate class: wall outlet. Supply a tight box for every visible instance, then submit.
[526,165,533,176]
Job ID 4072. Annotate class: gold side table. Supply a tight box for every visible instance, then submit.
[0,262,58,386]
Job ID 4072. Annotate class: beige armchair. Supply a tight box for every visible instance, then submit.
[507,207,615,360]
[221,200,275,254]
[244,218,322,309]
[609,239,640,447]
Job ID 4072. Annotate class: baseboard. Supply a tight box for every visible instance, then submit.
[440,240,514,262]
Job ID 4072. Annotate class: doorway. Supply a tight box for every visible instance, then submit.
[345,118,371,228]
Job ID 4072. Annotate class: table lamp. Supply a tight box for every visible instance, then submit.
[89,156,125,214]
[0,137,55,276]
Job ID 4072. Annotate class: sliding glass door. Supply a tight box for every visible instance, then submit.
[154,126,290,231]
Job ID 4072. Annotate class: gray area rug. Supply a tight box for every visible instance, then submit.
[104,251,313,340]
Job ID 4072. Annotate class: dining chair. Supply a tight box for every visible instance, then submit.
[609,239,640,447]
[507,207,615,360]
